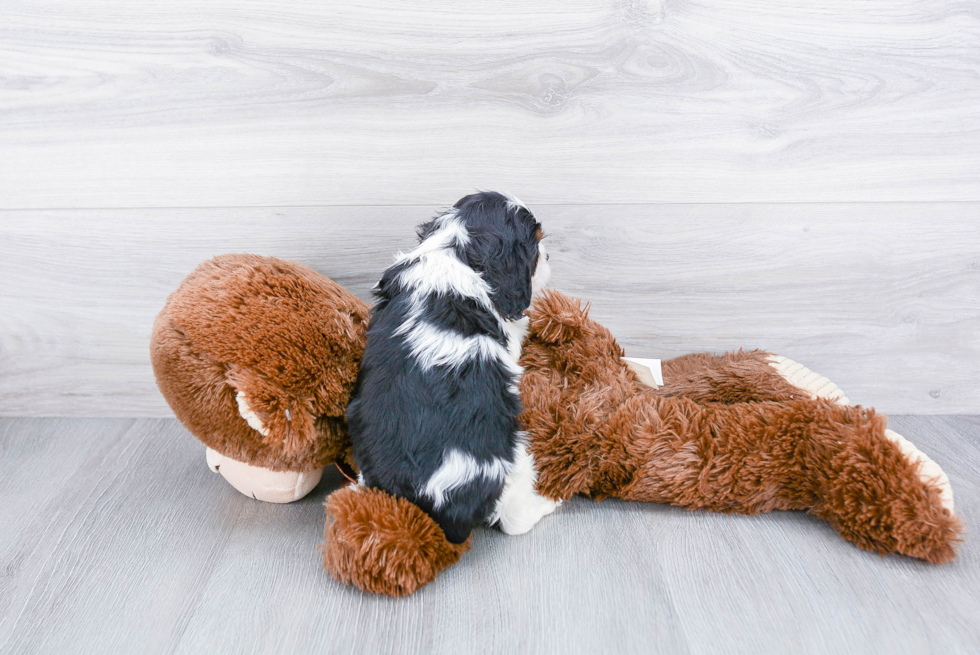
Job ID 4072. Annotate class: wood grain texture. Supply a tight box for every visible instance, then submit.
[0,417,977,654]
[1,203,977,416]
[1,0,978,208]
[0,419,247,654]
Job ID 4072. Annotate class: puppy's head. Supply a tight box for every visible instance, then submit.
[418,191,548,320]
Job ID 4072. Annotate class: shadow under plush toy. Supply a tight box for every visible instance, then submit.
[152,254,962,597]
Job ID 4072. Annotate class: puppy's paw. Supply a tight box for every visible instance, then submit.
[496,492,560,536]
[491,440,559,535]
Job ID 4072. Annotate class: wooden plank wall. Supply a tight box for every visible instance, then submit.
[0,0,978,415]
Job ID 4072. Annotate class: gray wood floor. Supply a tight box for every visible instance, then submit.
[1,416,977,655]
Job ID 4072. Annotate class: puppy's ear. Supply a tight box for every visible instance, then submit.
[452,192,540,320]
[415,217,439,242]
[475,236,535,320]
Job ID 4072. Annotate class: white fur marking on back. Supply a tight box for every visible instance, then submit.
[422,449,511,509]
[391,216,492,311]
[402,320,521,373]
[491,435,559,535]
[398,250,495,311]
[236,392,270,437]
[389,208,536,374]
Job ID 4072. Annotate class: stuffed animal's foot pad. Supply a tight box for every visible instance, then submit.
[767,355,850,405]
[884,428,954,512]
[322,486,469,597]
[205,448,322,503]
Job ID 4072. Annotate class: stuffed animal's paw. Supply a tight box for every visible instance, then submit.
[527,290,591,344]
[767,355,954,513]
[817,415,962,564]
[883,428,954,513]
[767,355,850,405]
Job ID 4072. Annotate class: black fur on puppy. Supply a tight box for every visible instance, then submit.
[346,191,555,544]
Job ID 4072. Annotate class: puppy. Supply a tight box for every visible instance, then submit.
[346,191,558,544]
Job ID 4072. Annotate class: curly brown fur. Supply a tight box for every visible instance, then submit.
[151,254,369,471]
[660,350,805,404]
[316,288,960,597]
[322,486,471,596]
[520,290,962,564]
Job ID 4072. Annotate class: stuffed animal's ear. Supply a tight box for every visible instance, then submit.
[527,290,591,344]
[225,367,317,457]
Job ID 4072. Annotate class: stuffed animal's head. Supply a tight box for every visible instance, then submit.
[151,254,370,481]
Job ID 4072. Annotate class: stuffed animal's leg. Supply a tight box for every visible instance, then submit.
[656,351,955,515]
[522,290,961,562]
[615,396,962,563]
[656,350,848,405]
[665,352,956,514]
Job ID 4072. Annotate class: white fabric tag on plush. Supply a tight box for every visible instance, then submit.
[622,357,664,388]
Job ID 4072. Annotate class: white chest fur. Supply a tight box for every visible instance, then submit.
[490,314,559,535]
[501,316,530,365]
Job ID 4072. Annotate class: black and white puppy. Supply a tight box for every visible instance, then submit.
[346,191,557,544]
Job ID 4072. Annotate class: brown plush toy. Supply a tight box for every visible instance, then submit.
[151,255,962,598]
[151,254,368,502]
[323,291,961,595]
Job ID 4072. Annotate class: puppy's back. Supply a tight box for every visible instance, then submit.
[348,321,519,542]
[347,192,542,544]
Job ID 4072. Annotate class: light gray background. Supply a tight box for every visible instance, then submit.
[1,0,978,415]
